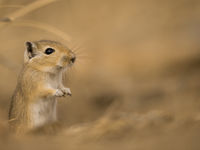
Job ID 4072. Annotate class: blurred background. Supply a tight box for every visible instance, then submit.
[0,0,200,149]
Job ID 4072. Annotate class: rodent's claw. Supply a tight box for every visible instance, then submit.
[55,89,65,97]
[67,92,72,96]
[62,88,72,97]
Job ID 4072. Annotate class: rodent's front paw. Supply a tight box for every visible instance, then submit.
[54,89,65,97]
[61,87,72,96]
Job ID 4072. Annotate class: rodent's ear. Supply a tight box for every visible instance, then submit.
[24,41,36,63]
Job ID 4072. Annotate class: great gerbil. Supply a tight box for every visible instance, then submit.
[8,40,76,134]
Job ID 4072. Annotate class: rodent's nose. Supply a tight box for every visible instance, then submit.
[70,56,76,63]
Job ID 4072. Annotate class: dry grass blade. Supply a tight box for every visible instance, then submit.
[0,5,23,8]
[11,20,72,42]
[2,0,58,21]
[0,0,72,43]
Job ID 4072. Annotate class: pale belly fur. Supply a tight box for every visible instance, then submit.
[30,97,57,128]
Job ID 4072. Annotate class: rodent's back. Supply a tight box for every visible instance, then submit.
[9,65,45,133]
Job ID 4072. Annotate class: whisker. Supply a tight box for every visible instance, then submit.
[73,48,87,55]
[75,53,91,61]
[70,41,88,54]
[76,54,90,58]
[74,60,91,68]
[76,59,92,63]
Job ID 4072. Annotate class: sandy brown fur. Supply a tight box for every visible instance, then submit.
[9,40,75,134]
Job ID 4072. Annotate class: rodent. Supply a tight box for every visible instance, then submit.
[8,40,76,134]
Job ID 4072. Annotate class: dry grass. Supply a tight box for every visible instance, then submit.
[0,0,200,149]
[2,0,58,21]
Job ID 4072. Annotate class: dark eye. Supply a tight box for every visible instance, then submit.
[45,48,55,55]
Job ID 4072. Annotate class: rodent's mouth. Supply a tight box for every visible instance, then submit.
[56,63,73,71]
[56,56,76,71]
[56,65,64,70]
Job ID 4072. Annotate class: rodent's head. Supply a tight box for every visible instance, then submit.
[24,40,76,73]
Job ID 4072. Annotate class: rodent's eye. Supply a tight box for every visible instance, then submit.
[45,48,55,55]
